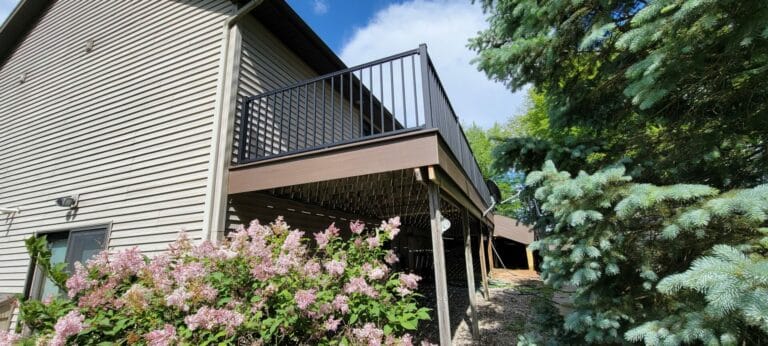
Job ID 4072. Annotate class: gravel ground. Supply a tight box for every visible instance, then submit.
[418,269,542,345]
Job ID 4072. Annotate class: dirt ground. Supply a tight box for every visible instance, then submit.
[446,269,543,345]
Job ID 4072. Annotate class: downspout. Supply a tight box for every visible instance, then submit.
[201,0,264,243]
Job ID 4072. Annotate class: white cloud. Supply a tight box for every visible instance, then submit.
[312,0,328,15]
[340,0,527,128]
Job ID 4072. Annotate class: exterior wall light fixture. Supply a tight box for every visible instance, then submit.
[0,207,20,215]
[55,194,79,209]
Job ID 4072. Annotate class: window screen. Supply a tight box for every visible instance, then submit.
[36,228,108,300]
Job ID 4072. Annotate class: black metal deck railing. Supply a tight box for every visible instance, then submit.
[237,45,492,207]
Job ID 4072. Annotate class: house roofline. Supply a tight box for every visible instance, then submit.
[250,0,347,74]
[0,0,51,69]
[0,0,346,74]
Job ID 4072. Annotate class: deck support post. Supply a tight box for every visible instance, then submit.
[478,226,490,299]
[427,182,452,346]
[527,250,536,271]
[462,209,480,340]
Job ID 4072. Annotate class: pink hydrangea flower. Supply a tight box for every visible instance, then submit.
[314,231,330,249]
[271,216,289,234]
[142,254,173,292]
[352,323,385,346]
[314,223,340,249]
[171,262,207,284]
[144,324,177,346]
[118,284,151,311]
[282,230,305,252]
[65,262,93,298]
[381,216,401,240]
[110,247,145,276]
[273,253,298,275]
[193,241,238,261]
[366,236,380,249]
[85,250,111,275]
[303,260,322,278]
[384,250,399,264]
[196,284,219,302]
[78,280,117,309]
[344,277,378,298]
[326,223,340,236]
[166,288,191,311]
[401,334,415,346]
[323,259,346,276]
[0,330,21,345]
[367,265,388,281]
[169,230,193,258]
[50,310,87,346]
[350,220,365,234]
[184,307,244,334]
[294,289,317,310]
[332,294,350,314]
[400,273,421,289]
[396,273,422,296]
[324,316,341,332]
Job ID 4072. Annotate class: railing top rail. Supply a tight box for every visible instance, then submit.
[424,55,460,126]
[421,48,492,206]
[246,48,420,102]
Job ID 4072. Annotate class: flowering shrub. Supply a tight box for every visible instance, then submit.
[16,217,431,345]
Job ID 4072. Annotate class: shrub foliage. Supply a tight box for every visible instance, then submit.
[10,217,430,345]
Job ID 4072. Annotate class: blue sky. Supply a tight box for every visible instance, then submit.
[0,0,527,128]
[286,0,392,52]
[0,0,16,25]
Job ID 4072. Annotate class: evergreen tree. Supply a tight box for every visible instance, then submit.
[465,123,525,217]
[526,161,768,344]
[469,1,768,343]
[471,0,768,188]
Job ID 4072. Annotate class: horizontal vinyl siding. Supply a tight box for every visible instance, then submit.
[0,0,235,296]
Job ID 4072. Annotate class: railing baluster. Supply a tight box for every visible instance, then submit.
[288,87,294,153]
[369,67,374,134]
[401,58,407,128]
[238,97,248,162]
[379,64,384,132]
[341,75,344,141]
[322,80,326,144]
[303,84,308,150]
[331,76,335,143]
[390,60,395,131]
[313,82,317,147]
[349,71,353,141]
[279,90,285,154]
[358,69,363,136]
[418,44,432,127]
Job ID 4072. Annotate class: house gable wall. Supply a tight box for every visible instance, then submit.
[0,0,236,297]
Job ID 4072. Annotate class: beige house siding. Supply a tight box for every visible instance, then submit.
[0,0,236,296]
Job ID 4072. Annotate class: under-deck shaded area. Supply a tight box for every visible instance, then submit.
[227,167,492,342]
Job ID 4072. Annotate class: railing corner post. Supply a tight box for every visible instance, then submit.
[238,96,250,163]
[418,44,433,128]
